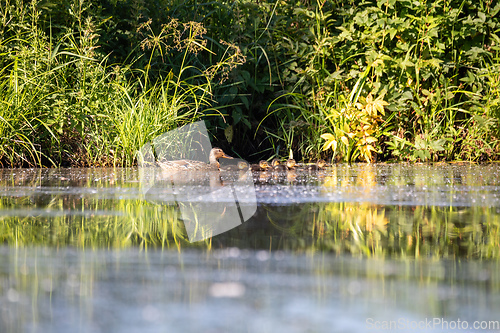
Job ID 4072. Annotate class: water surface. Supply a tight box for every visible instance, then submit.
[1,164,499,332]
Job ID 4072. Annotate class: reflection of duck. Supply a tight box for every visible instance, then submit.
[251,160,270,171]
[271,159,287,172]
[306,159,327,171]
[158,148,233,171]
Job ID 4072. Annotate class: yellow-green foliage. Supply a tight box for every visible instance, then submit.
[321,93,389,163]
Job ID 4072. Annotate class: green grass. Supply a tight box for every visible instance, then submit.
[0,0,243,167]
[0,0,499,166]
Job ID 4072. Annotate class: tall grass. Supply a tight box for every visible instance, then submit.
[0,0,244,167]
[0,0,499,165]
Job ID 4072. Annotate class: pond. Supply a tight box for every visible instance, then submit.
[1,164,500,332]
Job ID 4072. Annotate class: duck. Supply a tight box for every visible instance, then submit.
[220,160,249,171]
[237,161,250,171]
[285,159,297,182]
[271,158,287,172]
[285,159,297,170]
[306,159,327,171]
[157,147,233,171]
[250,160,271,171]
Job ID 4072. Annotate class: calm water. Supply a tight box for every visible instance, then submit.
[1,164,500,332]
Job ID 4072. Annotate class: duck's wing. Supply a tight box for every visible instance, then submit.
[170,160,191,167]
[159,159,214,171]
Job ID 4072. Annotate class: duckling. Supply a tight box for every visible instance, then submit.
[220,160,250,172]
[285,159,297,170]
[271,158,287,172]
[306,159,327,171]
[237,161,250,170]
[250,160,270,171]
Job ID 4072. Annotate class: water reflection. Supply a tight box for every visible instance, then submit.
[1,165,500,332]
[0,165,499,257]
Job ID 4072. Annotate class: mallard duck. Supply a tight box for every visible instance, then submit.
[306,159,327,171]
[271,158,287,172]
[237,161,249,170]
[220,160,249,171]
[286,159,297,182]
[286,159,297,170]
[250,160,270,171]
[158,147,233,171]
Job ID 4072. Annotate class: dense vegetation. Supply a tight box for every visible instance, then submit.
[0,0,499,166]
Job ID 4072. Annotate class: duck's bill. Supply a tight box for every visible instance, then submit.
[221,153,233,159]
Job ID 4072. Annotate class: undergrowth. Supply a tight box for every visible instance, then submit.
[0,0,498,166]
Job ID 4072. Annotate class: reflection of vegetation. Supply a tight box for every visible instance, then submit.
[305,203,500,259]
[0,198,190,249]
[0,168,193,249]
[1,166,500,259]
[4,190,499,259]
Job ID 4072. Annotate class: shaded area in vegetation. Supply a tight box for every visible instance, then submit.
[0,0,499,166]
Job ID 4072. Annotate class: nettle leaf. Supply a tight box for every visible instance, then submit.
[240,95,249,110]
[426,58,443,68]
[232,109,242,125]
[327,70,344,81]
[464,46,490,61]
[460,70,475,85]
[491,2,500,17]
[401,90,413,101]
[477,12,486,23]
[429,139,445,151]
[399,59,415,68]
[337,26,353,41]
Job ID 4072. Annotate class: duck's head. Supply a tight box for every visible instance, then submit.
[210,148,233,162]
[317,159,326,168]
[286,159,296,169]
[271,159,281,167]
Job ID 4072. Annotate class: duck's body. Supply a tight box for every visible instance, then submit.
[220,160,249,171]
[238,161,251,171]
[271,159,287,172]
[286,159,297,170]
[158,148,232,171]
[250,160,270,171]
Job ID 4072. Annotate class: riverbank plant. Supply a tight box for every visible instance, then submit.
[0,0,244,167]
[0,0,499,166]
[320,63,390,163]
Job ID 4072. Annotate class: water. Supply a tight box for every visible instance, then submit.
[1,164,500,332]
